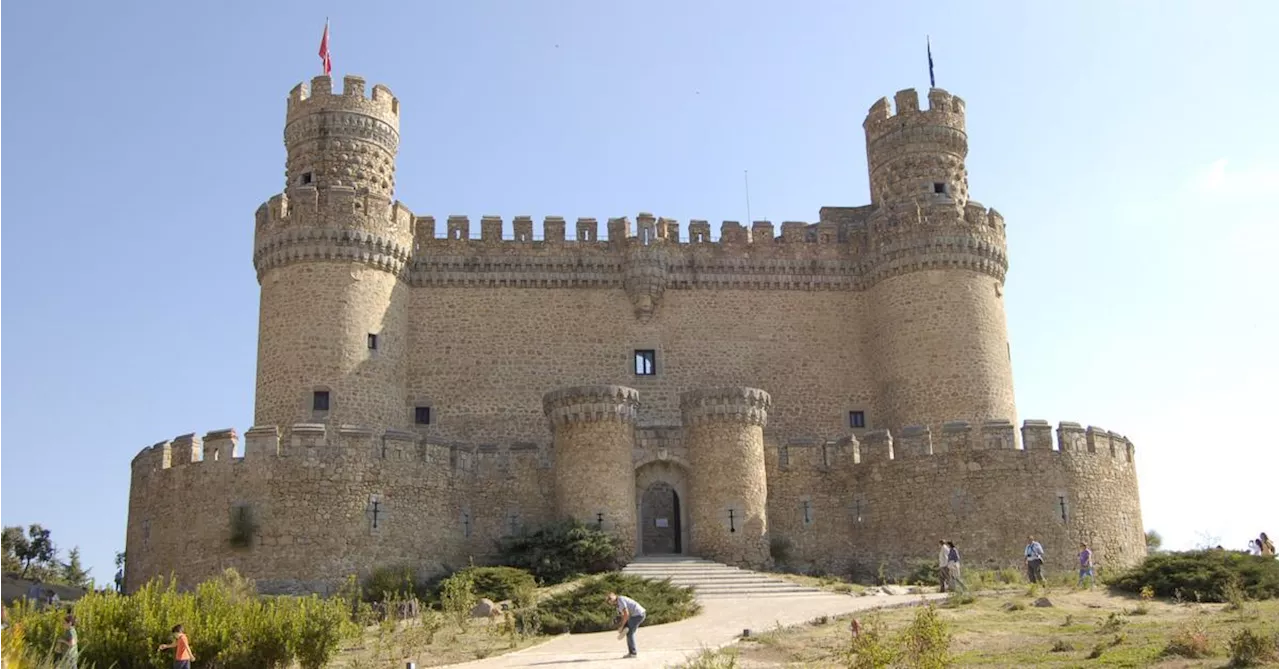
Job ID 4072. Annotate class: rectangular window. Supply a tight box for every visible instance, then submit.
[312,391,330,412]
[635,350,656,376]
[849,411,866,429]
[414,406,431,425]
[933,182,946,194]
[367,333,378,350]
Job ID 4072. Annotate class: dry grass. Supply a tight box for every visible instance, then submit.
[689,589,1277,668]
[332,613,547,668]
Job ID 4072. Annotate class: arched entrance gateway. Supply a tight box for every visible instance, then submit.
[634,460,691,556]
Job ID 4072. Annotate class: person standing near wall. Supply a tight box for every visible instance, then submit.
[1077,542,1095,589]
[1025,536,1046,584]
[946,541,967,593]
[937,540,951,592]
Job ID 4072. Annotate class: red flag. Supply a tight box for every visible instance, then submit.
[319,19,332,75]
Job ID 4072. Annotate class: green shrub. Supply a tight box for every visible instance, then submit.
[1228,626,1279,667]
[363,563,422,602]
[498,520,622,584]
[448,566,537,607]
[769,536,793,564]
[439,570,476,632]
[4,568,355,669]
[534,573,699,634]
[1107,550,1278,602]
[904,560,941,587]
[897,604,951,669]
[845,615,897,669]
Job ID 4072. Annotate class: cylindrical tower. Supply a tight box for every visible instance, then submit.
[682,387,772,568]
[252,75,414,429]
[862,88,1016,436]
[544,385,640,558]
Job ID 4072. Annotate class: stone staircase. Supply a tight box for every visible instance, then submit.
[622,556,829,599]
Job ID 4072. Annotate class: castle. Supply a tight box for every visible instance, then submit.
[124,74,1146,593]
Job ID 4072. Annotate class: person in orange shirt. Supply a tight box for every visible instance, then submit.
[158,624,195,668]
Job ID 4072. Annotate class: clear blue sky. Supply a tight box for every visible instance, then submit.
[2,1,1277,581]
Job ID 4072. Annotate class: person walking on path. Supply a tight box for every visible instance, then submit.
[159,624,195,668]
[55,614,78,669]
[1077,542,1095,589]
[1025,536,1046,584]
[946,541,968,594]
[937,540,951,592]
[607,592,647,659]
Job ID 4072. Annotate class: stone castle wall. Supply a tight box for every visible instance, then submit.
[765,420,1145,578]
[125,412,1143,593]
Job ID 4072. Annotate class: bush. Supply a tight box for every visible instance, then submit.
[1107,550,1278,602]
[3,568,355,669]
[534,573,699,634]
[449,566,537,608]
[1164,619,1212,659]
[363,564,422,602]
[1228,627,1279,667]
[904,560,940,587]
[498,520,623,584]
[898,604,951,669]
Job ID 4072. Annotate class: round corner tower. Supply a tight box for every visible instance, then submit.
[252,74,414,429]
[682,387,772,568]
[544,385,640,558]
[861,88,1016,436]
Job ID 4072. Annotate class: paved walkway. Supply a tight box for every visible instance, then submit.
[442,591,944,668]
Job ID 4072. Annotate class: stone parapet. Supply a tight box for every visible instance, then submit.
[542,385,640,425]
[680,387,772,427]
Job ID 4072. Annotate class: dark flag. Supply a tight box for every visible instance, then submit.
[927,36,936,88]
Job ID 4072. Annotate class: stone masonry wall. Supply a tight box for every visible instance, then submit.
[765,420,1145,580]
[125,425,554,594]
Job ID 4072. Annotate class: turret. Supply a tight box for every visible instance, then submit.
[251,75,414,429]
[544,386,640,558]
[861,89,1017,437]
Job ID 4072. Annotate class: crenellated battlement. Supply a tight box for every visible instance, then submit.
[286,75,400,128]
[130,423,551,477]
[542,385,641,425]
[680,387,772,427]
[863,87,966,145]
[769,419,1135,471]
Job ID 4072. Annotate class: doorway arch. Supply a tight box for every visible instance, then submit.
[635,460,691,556]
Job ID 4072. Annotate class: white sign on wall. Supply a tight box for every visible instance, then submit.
[655,518,669,528]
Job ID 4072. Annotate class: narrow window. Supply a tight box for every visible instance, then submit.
[933,182,946,194]
[367,333,378,350]
[635,350,656,376]
[300,172,313,185]
[414,406,432,425]
[1057,495,1069,523]
[849,411,866,429]
[312,391,330,412]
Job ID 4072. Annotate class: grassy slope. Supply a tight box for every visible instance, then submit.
[712,587,1277,668]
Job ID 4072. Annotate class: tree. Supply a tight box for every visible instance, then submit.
[114,551,126,570]
[16,524,55,578]
[1145,529,1163,552]
[61,547,93,589]
[2,526,29,573]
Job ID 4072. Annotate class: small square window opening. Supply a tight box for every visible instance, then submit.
[414,406,432,425]
[312,391,330,412]
[301,172,313,185]
[849,411,866,429]
[367,333,378,350]
[933,182,947,194]
[635,350,656,376]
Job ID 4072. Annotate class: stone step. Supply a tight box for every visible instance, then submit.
[621,557,827,599]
